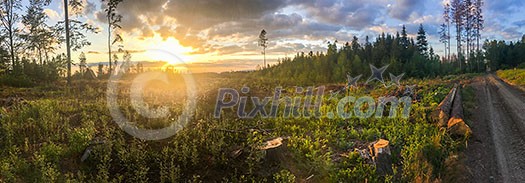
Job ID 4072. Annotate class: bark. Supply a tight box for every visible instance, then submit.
[65,0,72,85]
[433,84,458,127]
[108,15,112,73]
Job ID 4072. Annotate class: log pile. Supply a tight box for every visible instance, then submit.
[433,84,458,127]
[433,84,471,137]
[447,86,471,137]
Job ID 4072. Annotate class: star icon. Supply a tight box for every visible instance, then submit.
[403,85,416,96]
[389,73,405,87]
[366,64,389,86]
[346,74,362,89]
[327,90,341,101]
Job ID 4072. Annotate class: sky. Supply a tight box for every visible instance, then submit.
[34,0,525,73]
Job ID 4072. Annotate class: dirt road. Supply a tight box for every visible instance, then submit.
[466,75,525,183]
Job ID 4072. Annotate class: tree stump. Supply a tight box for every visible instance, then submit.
[368,139,393,175]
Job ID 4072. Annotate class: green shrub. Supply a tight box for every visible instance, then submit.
[273,169,296,183]
[0,74,34,87]
[497,69,525,86]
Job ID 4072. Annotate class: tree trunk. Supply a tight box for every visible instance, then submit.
[263,47,266,69]
[65,0,72,85]
[38,48,43,65]
[433,84,457,126]
[9,30,15,73]
[108,16,112,73]
[447,22,451,62]
[456,20,462,71]
[44,52,48,65]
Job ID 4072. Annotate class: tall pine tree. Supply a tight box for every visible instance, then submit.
[416,24,429,57]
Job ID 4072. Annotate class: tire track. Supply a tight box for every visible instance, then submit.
[468,75,525,183]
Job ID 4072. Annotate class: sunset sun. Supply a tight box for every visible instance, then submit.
[144,36,195,65]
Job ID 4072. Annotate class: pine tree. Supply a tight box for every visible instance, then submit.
[416,24,429,57]
[122,50,131,73]
[79,52,87,74]
[465,0,474,59]
[351,36,360,51]
[64,0,72,84]
[103,0,123,73]
[439,23,449,62]
[0,0,22,73]
[59,0,98,84]
[451,0,465,69]
[473,0,484,52]
[400,25,409,49]
[429,47,436,61]
[21,0,56,65]
[258,29,268,68]
[443,3,452,61]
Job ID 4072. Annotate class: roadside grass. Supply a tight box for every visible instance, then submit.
[461,86,477,120]
[497,69,525,87]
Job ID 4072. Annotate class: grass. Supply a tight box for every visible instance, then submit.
[0,73,468,182]
[497,69,525,87]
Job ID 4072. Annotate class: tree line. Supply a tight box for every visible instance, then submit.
[483,36,525,70]
[256,25,461,85]
[0,0,125,85]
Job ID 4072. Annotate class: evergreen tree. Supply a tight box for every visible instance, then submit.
[451,0,465,69]
[21,0,56,65]
[473,0,484,52]
[0,0,22,73]
[79,52,86,74]
[465,0,474,59]
[258,29,268,68]
[351,36,360,52]
[102,0,123,73]
[400,25,409,49]
[439,23,449,62]
[443,3,452,61]
[58,0,98,84]
[416,24,429,57]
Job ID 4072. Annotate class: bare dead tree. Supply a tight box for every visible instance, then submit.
[258,29,268,69]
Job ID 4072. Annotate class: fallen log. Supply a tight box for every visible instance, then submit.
[432,84,458,127]
[447,86,471,137]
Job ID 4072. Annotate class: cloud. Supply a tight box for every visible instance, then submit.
[95,0,168,31]
[295,0,387,29]
[103,0,389,41]
[500,27,522,40]
[163,0,287,30]
[83,0,97,15]
[369,25,397,34]
[261,13,303,30]
[513,20,525,27]
[44,9,60,21]
[86,0,525,65]
[87,50,146,54]
[388,0,425,21]
[486,0,524,14]
[484,20,523,40]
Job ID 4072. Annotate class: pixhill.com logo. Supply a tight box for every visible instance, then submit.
[106,49,197,141]
[214,64,413,119]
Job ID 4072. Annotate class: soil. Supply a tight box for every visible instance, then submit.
[465,75,525,183]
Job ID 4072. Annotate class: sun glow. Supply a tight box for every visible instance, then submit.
[144,36,195,65]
